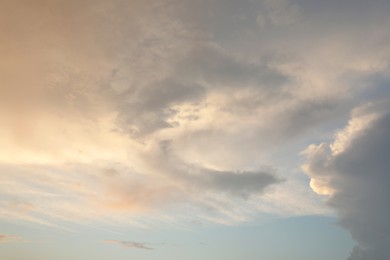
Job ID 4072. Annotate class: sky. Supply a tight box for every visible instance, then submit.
[0,0,389,259]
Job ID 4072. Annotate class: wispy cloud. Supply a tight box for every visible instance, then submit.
[0,234,21,243]
[104,240,154,250]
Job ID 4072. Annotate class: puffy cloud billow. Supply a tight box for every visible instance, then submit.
[303,100,390,259]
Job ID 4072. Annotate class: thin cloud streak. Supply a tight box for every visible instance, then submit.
[104,240,154,250]
[0,234,21,243]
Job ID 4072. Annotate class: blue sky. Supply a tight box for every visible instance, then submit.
[0,0,389,259]
[0,216,354,260]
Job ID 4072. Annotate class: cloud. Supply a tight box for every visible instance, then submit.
[256,0,301,28]
[0,141,281,227]
[104,240,153,250]
[302,100,390,259]
[153,140,282,198]
[1,0,390,230]
[196,169,280,198]
[0,234,20,243]
[113,41,291,137]
[0,0,296,227]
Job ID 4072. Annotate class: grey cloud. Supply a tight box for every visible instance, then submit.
[298,0,390,13]
[113,42,290,137]
[193,169,281,198]
[158,140,282,198]
[116,80,205,136]
[176,44,289,89]
[104,240,153,250]
[273,98,349,141]
[256,0,301,28]
[303,101,390,259]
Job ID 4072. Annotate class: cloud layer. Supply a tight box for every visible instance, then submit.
[1,0,390,238]
[0,0,318,228]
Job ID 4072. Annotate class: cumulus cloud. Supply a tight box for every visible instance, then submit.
[104,240,153,250]
[303,100,390,259]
